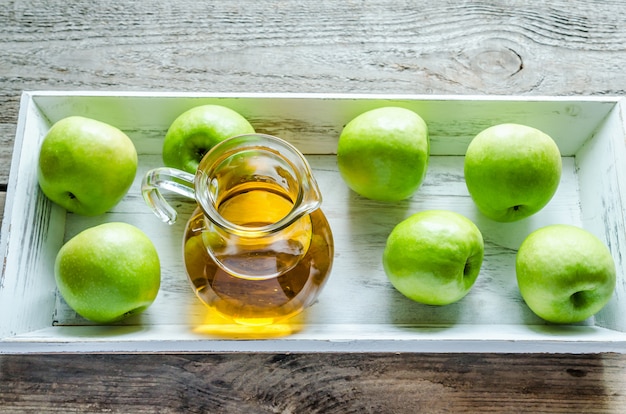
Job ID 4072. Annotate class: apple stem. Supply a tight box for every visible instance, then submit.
[570,291,589,308]
[463,261,471,277]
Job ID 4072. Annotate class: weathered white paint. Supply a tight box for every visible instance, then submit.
[1,91,625,353]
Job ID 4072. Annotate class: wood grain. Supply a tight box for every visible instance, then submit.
[1,124,16,183]
[2,0,624,97]
[1,352,625,413]
[3,0,626,412]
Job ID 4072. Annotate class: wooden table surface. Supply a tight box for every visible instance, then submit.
[2,1,626,412]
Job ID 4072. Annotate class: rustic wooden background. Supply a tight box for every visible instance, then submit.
[2,0,626,412]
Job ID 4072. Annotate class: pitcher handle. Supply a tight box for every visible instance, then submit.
[141,167,196,225]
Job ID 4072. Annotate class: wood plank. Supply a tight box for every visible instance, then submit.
[1,1,624,97]
[0,352,624,412]
[0,124,15,183]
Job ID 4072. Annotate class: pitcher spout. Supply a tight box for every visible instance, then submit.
[194,134,323,237]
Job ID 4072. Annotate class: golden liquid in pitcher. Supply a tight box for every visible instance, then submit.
[183,183,333,326]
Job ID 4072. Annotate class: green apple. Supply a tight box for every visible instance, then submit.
[38,116,138,216]
[464,123,562,222]
[162,104,255,173]
[337,106,429,201]
[55,222,161,323]
[516,224,616,324]
[382,210,484,305]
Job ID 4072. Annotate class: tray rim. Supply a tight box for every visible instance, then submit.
[19,89,626,104]
[4,323,626,354]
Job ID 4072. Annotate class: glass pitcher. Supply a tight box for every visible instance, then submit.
[142,133,334,326]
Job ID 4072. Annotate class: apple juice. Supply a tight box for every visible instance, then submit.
[183,183,333,326]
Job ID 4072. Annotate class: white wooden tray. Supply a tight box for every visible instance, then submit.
[2,91,626,354]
